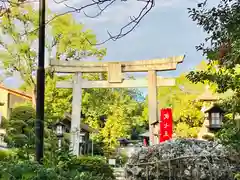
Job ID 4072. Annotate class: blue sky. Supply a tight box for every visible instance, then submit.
[3,0,219,89]
[67,0,215,77]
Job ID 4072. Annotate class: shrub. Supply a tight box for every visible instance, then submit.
[235,173,240,180]
[116,151,128,166]
[216,120,240,151]
[175,122,199,138]
[0,157,114,180]
[0,150,9,160]
[0,149,18,162]
[0,116,8,129]
[202,134,215,141]
[5,103,35,149]
[67,156,114,179]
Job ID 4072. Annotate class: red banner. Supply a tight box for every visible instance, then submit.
[159,108,173,142]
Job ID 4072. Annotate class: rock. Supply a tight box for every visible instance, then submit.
[125,138,240,180]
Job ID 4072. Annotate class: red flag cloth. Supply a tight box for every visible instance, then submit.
[159,108,173,142]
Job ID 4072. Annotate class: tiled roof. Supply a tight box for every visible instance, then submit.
[0,84,32,100]
[139,131,149,137]
[64,113,98,133]
[203,104,224,113]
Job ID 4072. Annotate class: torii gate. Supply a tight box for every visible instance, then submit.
[50,55,184,156]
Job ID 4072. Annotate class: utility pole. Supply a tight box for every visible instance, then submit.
[36,0,45,163]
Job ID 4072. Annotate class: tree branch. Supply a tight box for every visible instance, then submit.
[1,0,155,45]
[59,0,155,45]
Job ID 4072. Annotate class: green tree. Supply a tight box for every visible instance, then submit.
[82,86,145,150]
[0,4,146,152]
[157,73,205,128]
[42,71,146,151]
[44,75,72,123]
[187,0,240,149]
[187,0,240,93]
[186,0,240,114]
[0,4,106,105]
[140,70,207,138]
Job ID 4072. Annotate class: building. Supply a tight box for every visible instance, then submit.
[0,85,32,119]
[0,85,32,146]
[62,113,98,155]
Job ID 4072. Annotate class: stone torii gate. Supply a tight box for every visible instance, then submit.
[50,55,184,156]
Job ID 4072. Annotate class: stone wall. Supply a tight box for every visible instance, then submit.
[125,139,240,180]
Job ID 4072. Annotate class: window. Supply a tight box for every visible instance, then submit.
[211,113,221,126]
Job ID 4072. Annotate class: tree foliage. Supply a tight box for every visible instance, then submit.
[81,80,145,150]
[0,5,38,95]
[187,0,240,149]
[44,71,146,151]
[187,0,240,93]
[186,0,240,116]
[155,73,205,138]
[0,150,114,180]
[216,119,240,151]
[99,90,144,149]
[44,75,72,123]
[4,103,35,149]
[48,14,106,61]
[0,4,106,104]
[0,4,146,152]
[175,122,199,138]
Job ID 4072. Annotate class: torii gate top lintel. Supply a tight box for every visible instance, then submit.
[50,55,185,73]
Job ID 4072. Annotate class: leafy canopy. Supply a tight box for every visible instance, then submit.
[187,0,240,149]
[0,4,106,101]
[187,0,240,93]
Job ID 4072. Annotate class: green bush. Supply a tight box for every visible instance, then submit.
[175,122,199,138]
[202,134,215,141]
[235,173,240,180]
[0,157,114,180]
[0,149,17,161]
[0,150,9,160]
[0,116,8,129]
[5,103,36,149]
[67,156,114,179]
[116,151,128,166]
[216,120,240,151]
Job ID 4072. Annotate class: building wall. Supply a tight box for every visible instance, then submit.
[4,94,29,119]
[0,89,9,119]
[9,93,29,108]
[0,90,30,133]
[0,89,8,138]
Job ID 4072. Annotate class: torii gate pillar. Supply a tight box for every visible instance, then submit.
[148,70,158,145]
